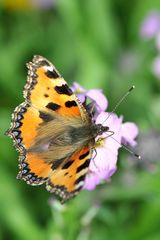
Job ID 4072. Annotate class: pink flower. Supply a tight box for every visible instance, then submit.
[152,56,160,78]
[140,11,160,39]
[30,0,55,9]
[71,82,108,114]
[155,32,160,51]
[71,83,139,190]
[83,112,138,190]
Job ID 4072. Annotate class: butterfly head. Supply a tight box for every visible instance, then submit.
[93,124,109,137]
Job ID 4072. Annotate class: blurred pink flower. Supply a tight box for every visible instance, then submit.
[30,0,55,9]
[140,11,160,39]
[155,32,160,51]
[71,83,139,190]
[152,56,160,78]
[118,51,140,76]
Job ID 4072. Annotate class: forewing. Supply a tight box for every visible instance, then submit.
[25,55,88,120]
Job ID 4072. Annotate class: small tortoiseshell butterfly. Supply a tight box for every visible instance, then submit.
[6,55,109,202]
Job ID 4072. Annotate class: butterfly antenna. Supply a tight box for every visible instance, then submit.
[104,132,141,159]
[102,85,135,125]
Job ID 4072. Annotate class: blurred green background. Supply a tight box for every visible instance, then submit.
[0,0,160,240]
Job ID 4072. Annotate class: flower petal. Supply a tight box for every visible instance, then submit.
[121,122,139,147]
[83,171,101,190]
[86,89,108,111]
[83,167,117,190]
[76,93,86,103]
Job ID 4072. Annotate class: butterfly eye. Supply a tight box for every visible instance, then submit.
[103,126,109,132]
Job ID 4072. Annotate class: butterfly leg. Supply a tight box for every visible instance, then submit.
[92,147,97,160]
[91,147,99,169]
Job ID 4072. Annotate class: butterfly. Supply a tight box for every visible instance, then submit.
[6,55,109,202]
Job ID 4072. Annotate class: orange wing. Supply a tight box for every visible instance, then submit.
[25,55,88,120]
[6,55,91,200]
[47,146,92,202]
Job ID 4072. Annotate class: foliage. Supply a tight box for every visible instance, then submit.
[0,0,160,239]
